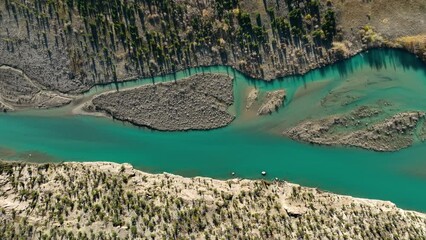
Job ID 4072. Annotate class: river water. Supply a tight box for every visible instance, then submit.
[1,49,426,212]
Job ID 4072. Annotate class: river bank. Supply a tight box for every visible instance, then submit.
[1,160,425,239]
[0,49,426,213]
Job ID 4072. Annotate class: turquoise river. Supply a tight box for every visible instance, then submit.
[1,49,426,212]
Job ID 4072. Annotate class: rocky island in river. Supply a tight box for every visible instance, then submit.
[85,73,234,131]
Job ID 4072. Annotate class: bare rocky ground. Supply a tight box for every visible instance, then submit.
[331,0,426,62]
[0,161,425,240]
[0,23,88,94]
[257,90,287,115]
[419,120,426,142]
[244,88,287,116]
[285,105,426,151]
[87,74,234,131]
[0,66,72,111]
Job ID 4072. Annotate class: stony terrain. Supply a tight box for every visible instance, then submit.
[257,89,287,115]
[331,0,426,62]
[395,35,426,62]
[0,0,424,95]
[286,106,426,151]
[0,101,12,112]
[0,66,72,111]
[87,74,234,131]
[0,161,425,240]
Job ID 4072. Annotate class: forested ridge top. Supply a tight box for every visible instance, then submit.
[0,0,425,94]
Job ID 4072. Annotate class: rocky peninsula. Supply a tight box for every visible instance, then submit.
[0,161,425,240]
[86,74,234,131]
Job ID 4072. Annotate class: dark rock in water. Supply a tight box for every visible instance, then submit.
[0,66,71,110]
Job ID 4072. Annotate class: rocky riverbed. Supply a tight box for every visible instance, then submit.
[285,105,425,151]
[87,74,234,131]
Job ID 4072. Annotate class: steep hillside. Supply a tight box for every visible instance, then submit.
[1,0,424,97]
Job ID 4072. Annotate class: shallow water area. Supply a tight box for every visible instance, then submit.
[1,49,426,212]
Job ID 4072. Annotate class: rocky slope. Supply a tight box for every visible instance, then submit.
[87,73,234,131]
[0,66,72,111]
[0,161,425,240]
[0,0,424,95]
